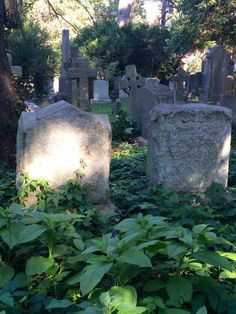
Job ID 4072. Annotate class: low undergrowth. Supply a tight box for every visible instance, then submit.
[0,143,236,313]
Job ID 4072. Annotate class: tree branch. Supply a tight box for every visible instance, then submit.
[45,0,79,31]
[74,0,96,25]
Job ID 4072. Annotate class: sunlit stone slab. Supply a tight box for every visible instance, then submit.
[147,104,232,192]
[17,100,112,204]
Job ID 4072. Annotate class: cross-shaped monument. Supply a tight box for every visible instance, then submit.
[59,30,96,111]
[119,64,145,122]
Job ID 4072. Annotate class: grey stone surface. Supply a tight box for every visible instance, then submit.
[147,103,232,192]
[90,80,111,104]
[17,100,112,204]
[137,83,174,138]
[119,65,145,122]
[202,45,235,103]
[59,31,96,110]
[220,95,236,127]
[11,66,22,77]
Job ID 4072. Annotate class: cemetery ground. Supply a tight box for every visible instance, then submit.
[0,105,236,313]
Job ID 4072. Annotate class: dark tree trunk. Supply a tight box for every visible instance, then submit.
[0,0,25,167]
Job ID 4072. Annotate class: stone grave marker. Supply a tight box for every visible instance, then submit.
[90,80,111,104]
[17,100,112,204]
[147,104,232,192]
[59,30,96,110]
[119,64,145,122]
[202,45,234,103]
[7,53,22,77]
[137,81,174,138]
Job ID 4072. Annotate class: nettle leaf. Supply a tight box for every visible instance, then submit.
[26,256,54,276]
[219,270,236,279]
[0,292,14,307]
[115,218,138,232]
[45,298,73,309]
[193,251,232,271]
[0,223,45,249]
[73,239,85,251]
[18,224,46,245]
[80,263,113,296]
[196,306,208,314]
[116,248,152,268]
[160,310,191,314]
[167,276,193,306]
[166,243,188,258]
[0,223,22,249]
[0,266,15,288]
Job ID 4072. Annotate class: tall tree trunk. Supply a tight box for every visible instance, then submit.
[0,0,25,167]
[117,0,134,27]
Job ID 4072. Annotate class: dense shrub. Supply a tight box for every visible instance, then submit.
[75,21,173,81]
[7,22,56,98]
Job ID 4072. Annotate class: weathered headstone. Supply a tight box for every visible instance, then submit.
[7,53,22,77]
[202,45,234,103]
[137,82,174,138]
[17,100,112,204]
[90,80,111,104]
[185,72,203,101]
[170,66,186,103]
[147,104,232,192]
[119,65,145,122]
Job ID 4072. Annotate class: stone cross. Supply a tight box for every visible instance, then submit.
[64,47,96,111]
[119,64,145,122]
[7,53,22,77]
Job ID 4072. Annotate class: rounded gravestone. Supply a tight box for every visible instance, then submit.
[147,103,232,192]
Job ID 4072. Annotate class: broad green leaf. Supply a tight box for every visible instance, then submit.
[196,306,207,314]
[18,224,45,245]
[193,251,232,271]
[46,299,73,309]
[219,252,236,261]
[0,266,15,288]
[73,239,85,251]
[100,292,111,307]
[219,270,236,279]
[117,248,152,268]
[115,218,137,232]
[160,310,191,314]
[26,256,54,276]
[193,224,210,234]
[0,223,22,249]
[118,307,146,314]
[109,286,137,308]
[80,263,113,296]
[166,243,188,258]
[0,293,14,307]
[167,276,193,305]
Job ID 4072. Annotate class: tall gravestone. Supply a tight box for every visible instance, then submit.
[202,45,234,103]
[59,29,72,103]
[17,100,112,204]
[119,65,145,122]
[147,104,232,192]
[137,79,174,138]
[59,30,96,111]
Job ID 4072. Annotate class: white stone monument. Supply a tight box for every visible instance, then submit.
[147,104,232,192]
[90,80,111,104]
[17,101,112,204]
